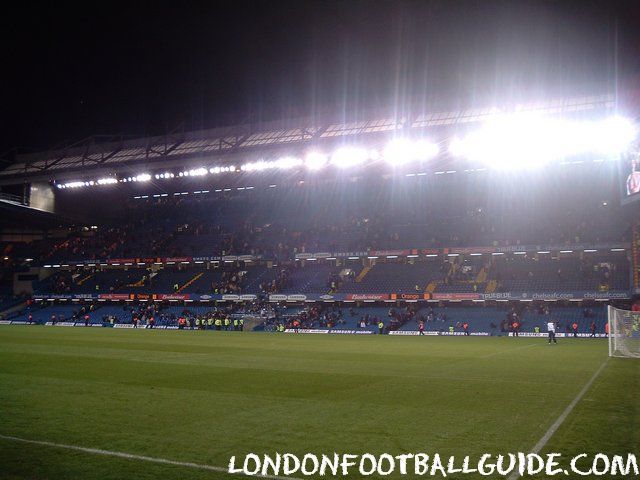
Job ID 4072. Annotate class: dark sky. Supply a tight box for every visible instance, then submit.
[1,0,639,157]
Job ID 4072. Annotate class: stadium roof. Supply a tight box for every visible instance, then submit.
[0,93,615,185]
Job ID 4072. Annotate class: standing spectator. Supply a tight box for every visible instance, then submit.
[547,320,558,344]
[512,320,520,337]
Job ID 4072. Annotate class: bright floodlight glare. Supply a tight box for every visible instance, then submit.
[330,147,369,168]
[241,160,272,172]
[448,113,560,169]
[448,137,465,157]
[305,152,328,170]
[449,113,637,169]
[97,178,117,185]
[136,173,152,182]
[383,138,439,166]
[188,167,207,176]
[275,156,303,169]
[415,140,440,160]
[594,116,637,155]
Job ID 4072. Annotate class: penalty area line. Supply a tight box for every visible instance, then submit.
[0,434,301,480]
[507,358,609,480]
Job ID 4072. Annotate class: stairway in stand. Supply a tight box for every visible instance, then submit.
[177,272,204,293]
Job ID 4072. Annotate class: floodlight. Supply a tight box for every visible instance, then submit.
[593,116,636,155]
[241,161,272,172]
[330,147,369,168]
[189,167,207,176]
[305,152,328,170]
[448,113,559,169]
[97,178,117,185]
[383,139,439,166]
[409,139,439,161]
[275,156,303,169]
[449,113,637,169]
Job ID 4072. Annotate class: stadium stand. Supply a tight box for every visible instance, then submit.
[5,165,630,265]
[22,248,632,298]
[490,254,629,293]
[0,122,636,335]
[339,261,444,294]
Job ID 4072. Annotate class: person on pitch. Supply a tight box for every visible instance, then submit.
[547,320,558,345]
[626,155,640,195]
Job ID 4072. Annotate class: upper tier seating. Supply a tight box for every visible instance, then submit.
[32,248,632,297]
[491,254,629,292]
[12,166,628,263]
[340,261,446,294]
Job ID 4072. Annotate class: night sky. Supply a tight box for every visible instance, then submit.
[1,0,639,158]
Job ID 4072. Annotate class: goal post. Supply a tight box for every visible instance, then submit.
[608,305,640,358]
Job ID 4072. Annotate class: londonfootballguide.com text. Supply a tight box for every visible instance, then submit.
[228,452,639,477]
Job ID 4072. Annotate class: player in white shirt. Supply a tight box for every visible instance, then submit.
[547,321,557,344]
[626,157,640,195]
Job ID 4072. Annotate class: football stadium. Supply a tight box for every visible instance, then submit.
[1,2,639,479]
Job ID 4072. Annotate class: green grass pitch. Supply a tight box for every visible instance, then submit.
[0,326,638,479]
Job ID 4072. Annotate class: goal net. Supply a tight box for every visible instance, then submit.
[608,306,640,358]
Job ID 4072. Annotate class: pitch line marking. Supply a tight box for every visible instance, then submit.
[507,358,609,480]
[0,434,302,480]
